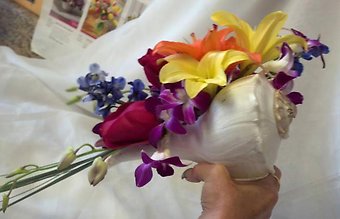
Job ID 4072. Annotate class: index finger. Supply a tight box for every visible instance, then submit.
[182,163,233,185]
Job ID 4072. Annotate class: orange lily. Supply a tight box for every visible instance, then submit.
[153,25,258,61]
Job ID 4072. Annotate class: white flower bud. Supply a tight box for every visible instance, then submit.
[88,157,108,186]
[57,147,76,171]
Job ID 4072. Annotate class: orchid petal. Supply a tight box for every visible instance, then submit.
[157,103,181,112]
[287,70,300,78]
[172,105,184,121]
[182,103,196,124]
[156,164,174,177]
[281,80,294,94]
[156,104,179,120]
[165,117,186,134]
[141,151,154,164]
[135,163,153,187]
[272,72,295,90]
[291,29,307,39]
[159,89,181,104]
[262,43,297,76]
[192,91,211,112]
[149,124,164,148]
[163,156,188,167]
[287,92,303,105]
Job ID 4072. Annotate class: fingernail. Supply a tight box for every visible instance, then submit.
[181,168,192,180]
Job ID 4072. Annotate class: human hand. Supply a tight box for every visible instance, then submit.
[182,163,281,219]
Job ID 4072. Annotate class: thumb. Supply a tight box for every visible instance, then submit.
[182,163,232,184]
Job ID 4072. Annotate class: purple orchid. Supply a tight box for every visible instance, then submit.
[134,151,187,187]
[263,43,304,105]
[272,72,303,105]
[159,89,210,124]
[146,88,211,147]
[272,72,295,91]
[148,104,187,147]
[263,43,300,78]
[286,92,303,105]
[291,28,329,68]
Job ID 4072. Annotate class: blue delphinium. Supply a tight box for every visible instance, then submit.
[291,29,329,68]
[77,64,127,118]
[128,79,148,101]
[91,76,126,118]
[77,63,108,91]
[292,57,304,76]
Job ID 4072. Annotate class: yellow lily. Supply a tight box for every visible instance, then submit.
[159,50,250,98]
[211,11,307,72]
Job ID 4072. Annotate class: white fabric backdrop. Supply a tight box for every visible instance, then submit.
[1,0,339,218]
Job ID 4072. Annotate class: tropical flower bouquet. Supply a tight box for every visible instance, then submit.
[0,10,329,212]
[88,0,125,36]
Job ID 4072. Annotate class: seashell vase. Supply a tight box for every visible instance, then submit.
[107,74,296,181]
[162,74,296,180]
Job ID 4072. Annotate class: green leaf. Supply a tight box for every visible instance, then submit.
[95,22,105,34]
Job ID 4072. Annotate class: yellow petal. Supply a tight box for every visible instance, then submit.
[263,34,307,62]
[211,10,253,49]
[221,50,251,69]
[203,84,219,97]
[185,79,207,98]
[160,54,199,83]
[197,51,226,81]
[253,11,287,53]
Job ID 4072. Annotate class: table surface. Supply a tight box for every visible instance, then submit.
[0,0,41,58]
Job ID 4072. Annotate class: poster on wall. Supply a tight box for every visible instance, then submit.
[31,0,148,59]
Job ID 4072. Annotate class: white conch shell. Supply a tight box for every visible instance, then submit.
[107,74,296,181]
[166,74,282,180]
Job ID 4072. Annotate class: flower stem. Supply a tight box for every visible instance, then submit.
[0,162,91,211]
[0,149,115,211]
[0,149,113,193]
